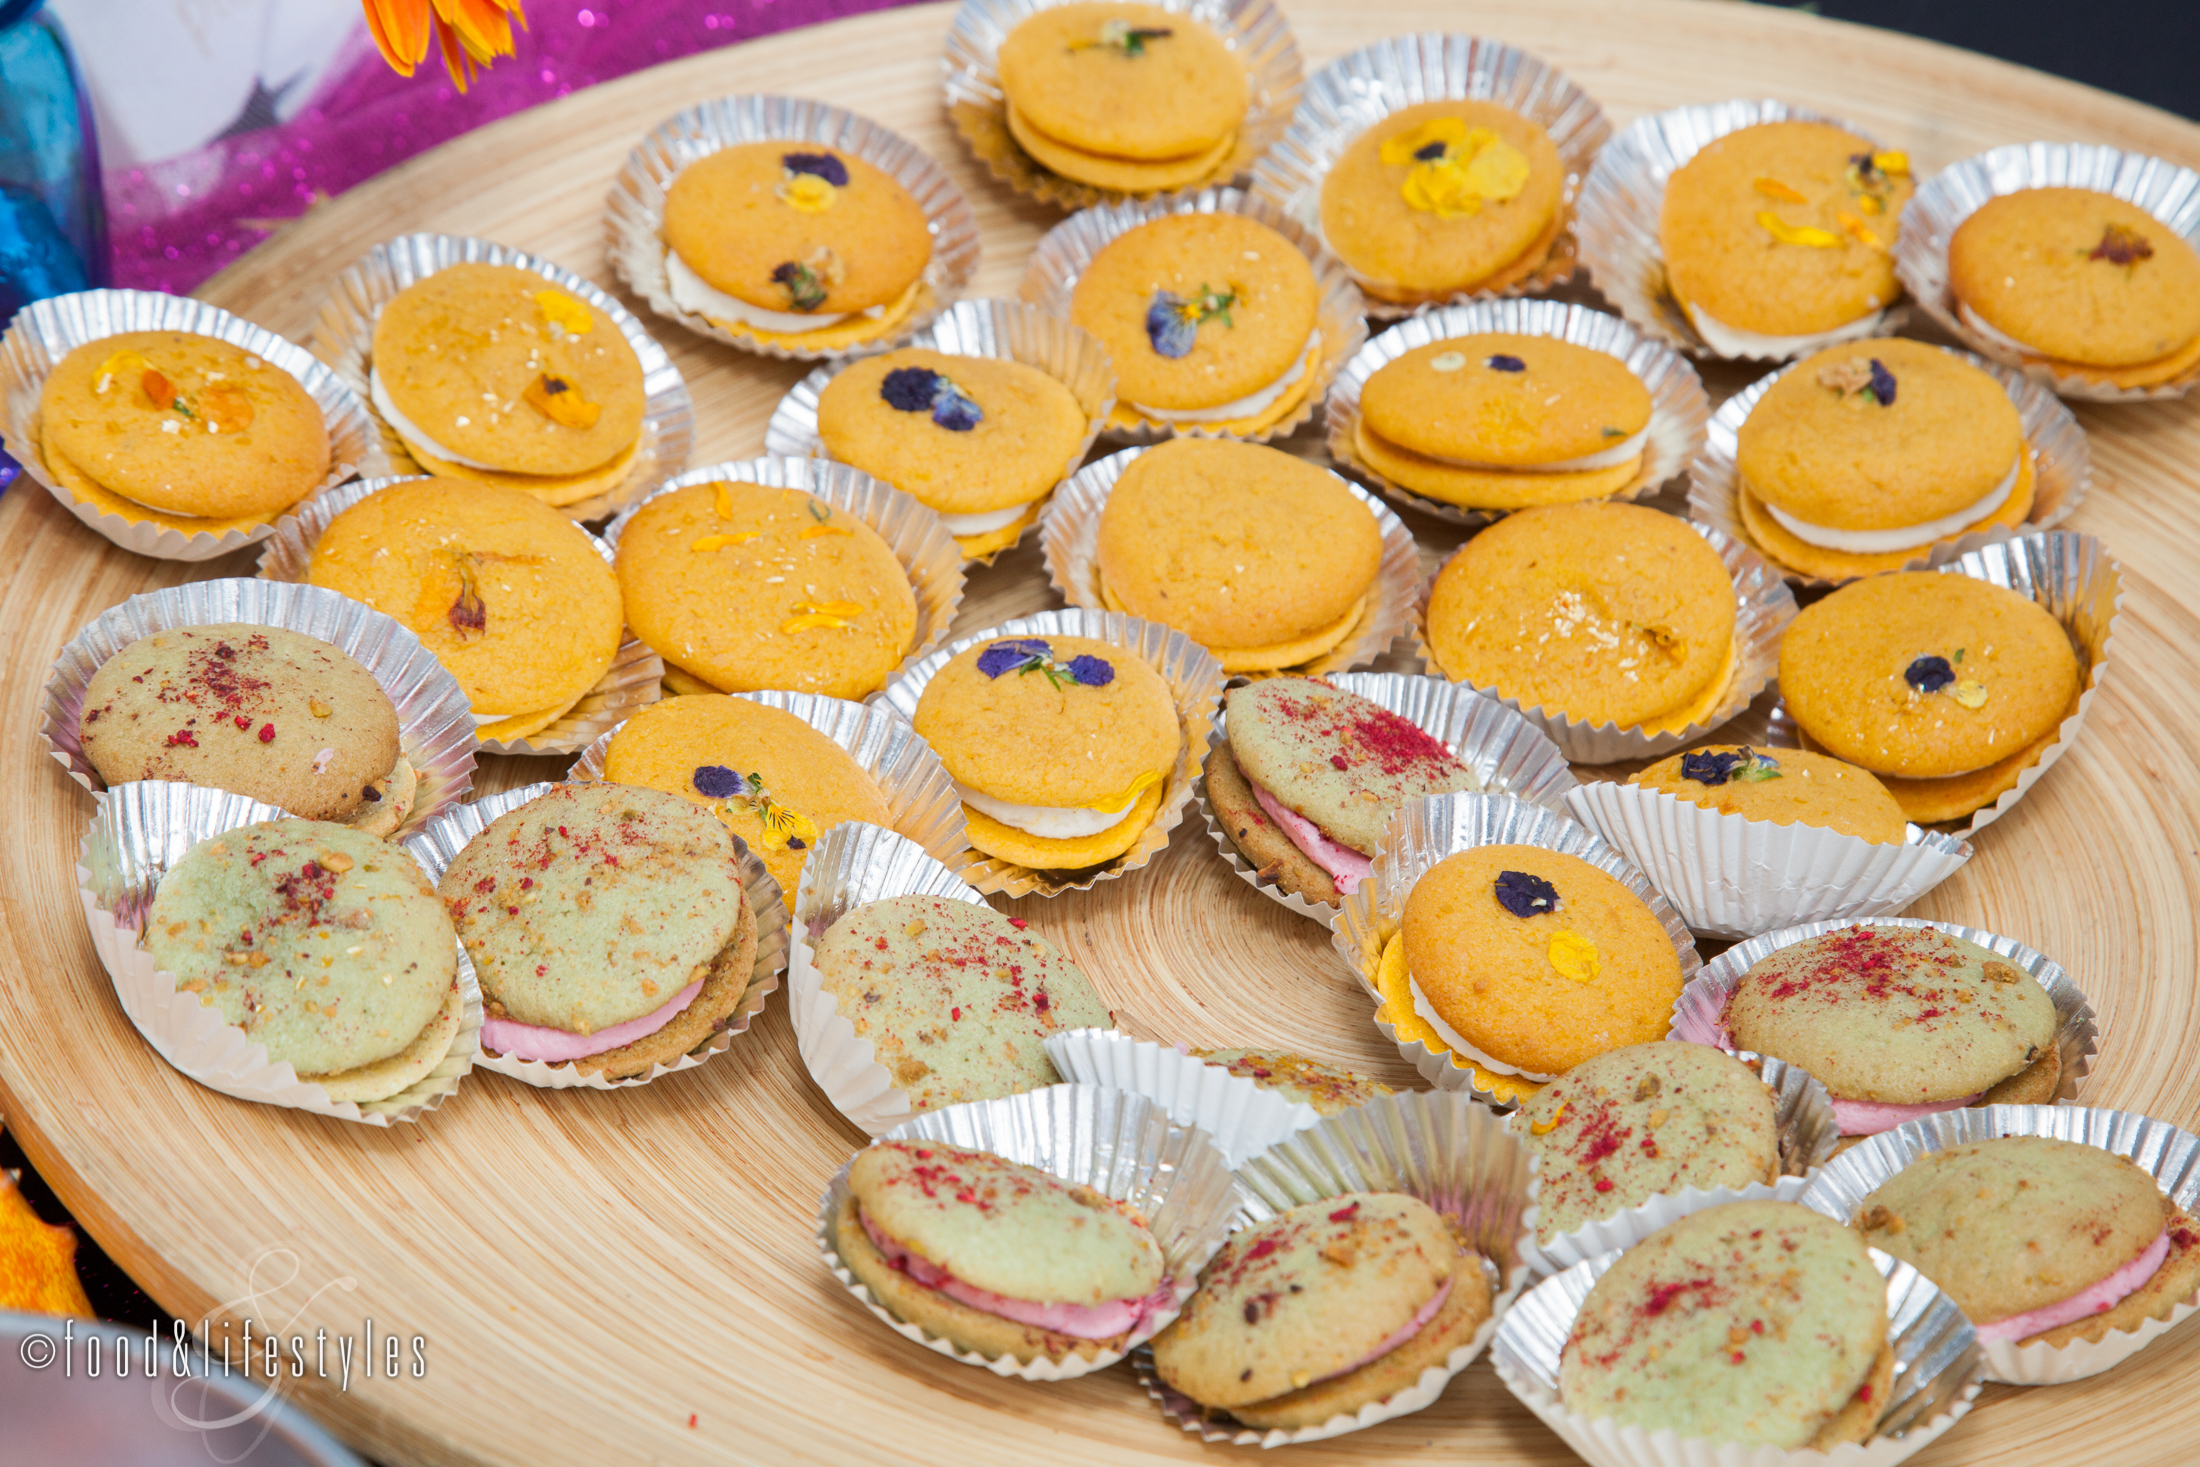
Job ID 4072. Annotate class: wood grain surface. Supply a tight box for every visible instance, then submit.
[3,2,2198,1462]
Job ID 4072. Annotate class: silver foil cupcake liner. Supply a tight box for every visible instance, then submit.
[1135,1089,1534,1445]
[1563,780,1973,942]
[1250,32,1610,313]
[1575,99,1908,360]
[873,608,1227,898]
[1799,1104,2200,1385]
[815,1083,1242,1380]
[762,298,1118,563]
[1017,187,1367,444]
[1894,142,2200,402]
[1521,1050,1840,1279]
[76,780,481,1124]
[256,474,663,757]
[942,0,1303,212]
[1041,1029,1325,1168]
[1686,344,2092,589]
[1198,670,1578,929]
[603,456,968,696]
[605,94,981,362]
[1671,917,2099,1118]
[40,577,476,839]
[1325,299,1710,529]
[1493,1242,1984,1467]
[402,782,788,1090]
[0,288,378,561]
[1039,443,1420,676]
[1413,519,1799,764]
[309,232,693,522]
[1333,792,1700,1103]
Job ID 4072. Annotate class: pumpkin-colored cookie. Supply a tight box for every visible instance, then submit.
[1949,188,2200,383]
[1401,845,1683,1079]
[1370,933,1544,1104]
[1424,502,1736,732]
[1799,692,2075,825]
[38,331,328,519]
[1094,439,1381,672]
[306,479,623,729]
[616,479,918,701]
[37,417,291,535]
[1352,422,1641,510]
[600,693,891,898]
[1319,100,1567,301]
[997,3,1247,165]
[1631,744,1907,843]
[1738,453,2035,583]
[397,433,640,511]
[1778,572,2079,781]
[1661,122,1912,340]
[1005,102,1236,193]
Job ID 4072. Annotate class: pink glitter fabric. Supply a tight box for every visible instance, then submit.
[107,0,908,294]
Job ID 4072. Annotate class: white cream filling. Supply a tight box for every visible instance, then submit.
[370,367,504,471]
[1682,299,1886,358]
[1132,331,1319,424]
[1408,974,1557,1082]
[957,781,1138,840]
[665,248,888,334]
[1423,424,1652,473]
[1760,449,2023,552]
[1956,301,2044,358]
[938,503,1033,535]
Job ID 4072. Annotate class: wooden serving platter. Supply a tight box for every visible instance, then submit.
[2,2,2198,1462]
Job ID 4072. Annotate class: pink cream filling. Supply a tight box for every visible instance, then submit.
[1975,1228,2171,1344]
[481,979,702,1063]
[1249,780,1374,895]
[1830,1093,1985,1136]
[859,1209,1176,1341]
[1317,1276,1453,1383]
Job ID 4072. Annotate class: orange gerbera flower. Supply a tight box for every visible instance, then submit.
[363,0,528,92]
[0,1169,93,1318]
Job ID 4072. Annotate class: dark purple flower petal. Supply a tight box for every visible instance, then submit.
[780,152,849,187]
[1493,869,1561,918]
[1866,358,1897,406]
[880,367,944,413]
[1730,749,1784,783]
[1485,354,1527,372]
[1905,655,1955,693]
[1067,654,1115,686]
[977,640,1051,679]
[693,765,747,799]
[930,380,983,432]
[1680,750,1743,786]
[1145,291,1197,359]
[1413,138,1449,161]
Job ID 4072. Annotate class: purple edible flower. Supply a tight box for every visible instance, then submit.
[1413,138,1449,161]
[781,152,849,187]
[1866,358,1897,406]
[1146,291,1198,359]
[693,765,747,799]
[1905,655,1955,693]
[1067,654,1115,686]
[1680,750,1743,786]
[930,379,983,432]
[976,639,1052,678]
[1493,869,1560,918]
[880,366,942,412]
[1485,354,1527,372]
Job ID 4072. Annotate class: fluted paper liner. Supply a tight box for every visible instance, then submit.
[1250,33,1609,313]
[1563,780,1973,941]
[1686,345,2092,588]
[603,456,967,694]
[40,577,476,838]
[1135,1090,1534,1444]
[1894,142,2200,401]
[0,288,378,561]
[1040,1029,1323,1167]
[1672,918,2099,1118]
[1040,444,1420,676]
[1493,1243,1984,1467]
[402,783,788,1089]
[942,0,1303,212]
[1575,99,1909,360]
[1325,299,1710,528]
[1197,670,1577,928]
[1799,1104,2200,1384]
[605,94,981,361]
[763,299,1117,563]
[873,608,1226,897]
[1413,520,1798,763]
[76,780,481,1124]
[257,474,663,757]
[310,232,693,522]
[1334,792,1700,1104]
[1018,188,1366,444]
[1522,1051,1839,1279]
[816,1083,1241,1379]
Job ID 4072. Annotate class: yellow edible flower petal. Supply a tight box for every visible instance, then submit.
[1094,769,1162,815]
[1752,176,1809,204]
[1548,930,1601,984]
[92,349,150,395]
[777,173,837,214]
[1460,136,1530,202]
[714,482,734,520]
[533,289,592,337]
[1873,151,1909,177]
[1529,1103,1568,1136]
[1756,211,1844,248]
[1837,211,1883,248]
[1952,680,1988,709]
[798,523,854,539]
[521,372,601,429]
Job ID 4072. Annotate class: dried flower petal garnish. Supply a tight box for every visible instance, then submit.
[1757,211,1843,248]
[142,368,177,410]
[1904,655,1956,693]
[447,557,488,640]
[690,532,759,552]
[1753,177,1809,204]
[2089,223,2156,265]
[692,765,745,799]
[1379,118,1530,220]
[972,638,1114,689]
[1493,869,1560,918]
[1068,17,1173,54]
[1144,284,1236,359]
[92,349,150,395]
[1845,151,1908,213]
[197,383,254,434]
[534,289,593,338]
[1067,653,1114,686]
[781,600,865,633]
[1547,930,1600,984]
[1817,357,1896,407]
[1951,679,1989,709]
[1529,1103,1568,1135]
[776,173,838,214]
[878,366,984,432]
[713,482,735,520]
[694,766,819,851]
[771,247,844,313]
[522,372,602,429]
[1680,747,1783,787]
[780,152,850,187]
[1429,351,1468,373]
[799,523,854,539]
[975,638,1052,678]
[1485,354,1527,373]
[1837,210,1883,249]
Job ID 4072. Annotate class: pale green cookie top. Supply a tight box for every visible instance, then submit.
[1854,1138,2165,1322]
[849,1140,1163,1305]
[438,783,746,1034]
[1725,925,2057,1103]
[1188,1047,1392,1117]
[148,819,455,1076]
[815,895,1110,1113]
[1560,1201,1886,1450]
[1151,1192,1457,1409]
[1520,1042,1779,1243]
[1227,677,1480,855]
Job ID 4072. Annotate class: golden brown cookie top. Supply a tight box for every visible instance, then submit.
[998,3,1247,161]
[1630,744,1908,844]
[1360,333,1653,466]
